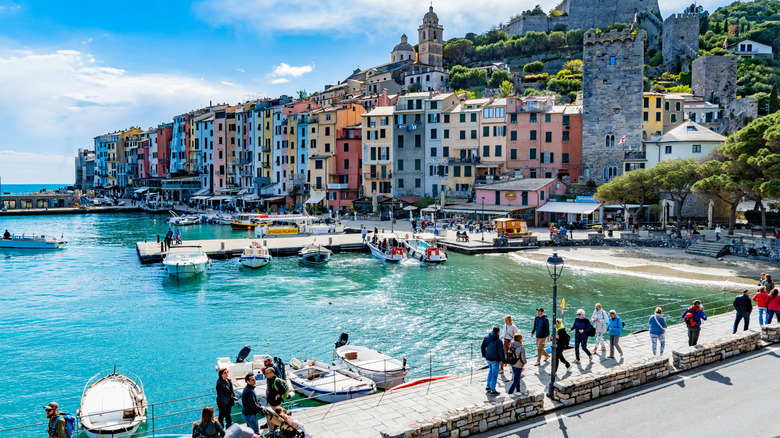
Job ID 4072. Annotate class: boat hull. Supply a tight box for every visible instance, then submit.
[79,374,146,438]
[0,236,66,249]
[163,261,207,278]
[367,243,404,262]
[288,362,375,403]
[333,345,408,390]
[404,240,447,263]
[240,256,271,269]
[298,246,332,266]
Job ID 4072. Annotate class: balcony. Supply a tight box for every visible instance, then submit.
[394,102,423,112]
[364,171,392,179]
[327,183,349,190]
[624,150,647,161]
[447,157,480,165]
[261,145,271,152]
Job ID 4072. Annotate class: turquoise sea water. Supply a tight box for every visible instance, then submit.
[0,212,714,436]
[0,184,70,196]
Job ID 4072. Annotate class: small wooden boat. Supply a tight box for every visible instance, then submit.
[333,334,408,389]
[162,246,210,278]
[0,234,66,249]
[389,375,453,391]
[404,233,447,263]
[240,242,272,268]
[298,244,332,266]
[78,369,147,438]
[287,358,376,403]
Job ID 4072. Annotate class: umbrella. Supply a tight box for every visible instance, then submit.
[403,206,418,211]
[421,207,437,212]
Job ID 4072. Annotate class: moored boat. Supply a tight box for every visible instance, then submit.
[366,234,405,262]
[162,246,210,278]
[333,333,408,389]
[403,233,447,263]
[78,369,147,438]
[287,358,376,403]
[216,347,290,405]
[0,234,66,249]
[240,242,272,268]
[298,244,332,266]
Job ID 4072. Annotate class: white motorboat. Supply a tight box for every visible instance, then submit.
[333,334,408,390]
[287,358,376,403]
[366,235,405,262]
[169,215,202,226]
[162,246,211,278]
[240,242,272,268]
[298,244,332,266]
[0,234,66,249]
[404,233,447,263]
[216,347,291,405]
[78,369,147,438]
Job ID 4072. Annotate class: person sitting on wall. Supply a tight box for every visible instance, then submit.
[3,229,10,239]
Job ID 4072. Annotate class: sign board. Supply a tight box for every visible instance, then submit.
[268,227,299,235]
[576,196,597,203]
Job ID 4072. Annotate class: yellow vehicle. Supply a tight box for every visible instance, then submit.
[495,218,532,238]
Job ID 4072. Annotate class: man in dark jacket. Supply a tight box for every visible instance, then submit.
[682,300,707,346]
[569,309,593,363]
[44,402,66,438]
[216,368,235,428]
[733,289,753,333]
[530,308,551,366]
[264,367,289,433]
[241,373,264,434]
[481,326,505,395]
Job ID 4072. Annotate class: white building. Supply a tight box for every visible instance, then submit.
[641,121,726,168]
[728,39,773,58]
[684,100,721,130]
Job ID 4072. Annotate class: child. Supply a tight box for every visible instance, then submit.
[273,406,309,437]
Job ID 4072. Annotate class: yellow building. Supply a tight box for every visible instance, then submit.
[643,92,685,140]
[477,97,507,183]
[361,106,395,203]
[442,98,487,198]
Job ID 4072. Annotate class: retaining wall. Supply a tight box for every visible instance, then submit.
[552,357,670,406]
[761,322,780,343]
[672,331,762,370]
[381,392,545,438]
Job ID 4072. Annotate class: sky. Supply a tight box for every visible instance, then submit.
[0,0,728,184]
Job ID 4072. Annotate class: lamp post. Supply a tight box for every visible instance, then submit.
[481,196,486,242]
[546,252,565,398]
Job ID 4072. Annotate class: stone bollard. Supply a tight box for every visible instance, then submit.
[157,234,160,243]
[329,237,333,245]
[221,242,225,251]
[264,240,268,247]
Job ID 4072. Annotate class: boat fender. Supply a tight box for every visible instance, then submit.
[405,234,409,239]
[236,345,251,363]
[402,357,408,369]
[442,244,447,251]
[419,255,424,262]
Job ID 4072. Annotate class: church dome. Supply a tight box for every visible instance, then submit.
[423,6,439,23]
[393,34,414,52]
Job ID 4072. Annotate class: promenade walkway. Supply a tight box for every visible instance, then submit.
[292,311,749,437]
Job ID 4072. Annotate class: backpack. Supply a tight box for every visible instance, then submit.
[557,329,570,347]
[505,349,519,365]
[683,311,695,327]
[50,413,76,438]
[273,378,291,400]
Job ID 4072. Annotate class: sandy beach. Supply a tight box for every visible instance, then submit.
[515,246,777,288]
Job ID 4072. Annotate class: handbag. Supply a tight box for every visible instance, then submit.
[653,315,666,333]
[587,326,596,337]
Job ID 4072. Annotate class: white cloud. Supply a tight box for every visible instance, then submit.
[270,78,290,85]
[221,80,235,86]
[236,68,245,73]
[0,151,73,184]
[272,63,314,78]
[0,48,257,183]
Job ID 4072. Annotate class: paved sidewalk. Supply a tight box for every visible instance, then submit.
[292,311,754,437]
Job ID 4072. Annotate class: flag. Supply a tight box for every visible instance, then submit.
[722,37,728,49]
[630,12,638,31]
[618,135,627,145]
[561,298,566,313]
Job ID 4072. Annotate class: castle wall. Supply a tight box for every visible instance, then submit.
[692,55,738,106]
[663,14,700,74]
[564,0,660,31]
[581,29,646,185]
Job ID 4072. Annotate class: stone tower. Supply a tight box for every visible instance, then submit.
[418,6,443,69]
[581,28,646,185]
[692,55,738,106]
[663,13,700,74]
[391,34,416,63]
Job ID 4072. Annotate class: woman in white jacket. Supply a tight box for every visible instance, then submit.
[591,303,609,352]
[500,315,519,373]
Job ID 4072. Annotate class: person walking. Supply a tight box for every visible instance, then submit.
[553,319,571,373]
[753,286,769,326]
[192,407,225,438]
[766,289,780,324]
[591,303,609,352]
[733,289,753,333]
[240,373,264,434]
[530,308,551,366]
[765,275,775,294]
[480,326,505,395]
[682,300,707,346]
[606,310,623,359]
[44,402,67,438]
[361,225,367,242]
[758,272,767,287]
[569,309,593,363]
[714,225,722,241]
[500,315,519,374]
[215,368,235,428]
[506,333,526,395]
[648,307,668,355]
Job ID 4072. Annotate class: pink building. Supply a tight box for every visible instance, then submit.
[155,123,172,177]
[329,125,363,210]
[474,178,566,225]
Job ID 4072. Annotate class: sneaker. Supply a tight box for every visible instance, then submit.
[543,355,550,362]
[565,364,571,370]
[601,347,607,352]
[489,391,500,395]
[607,356,615,359]
[588,355,593,361]
[485,387,490,391]
[573,359,580,364]
[534,362,541,366]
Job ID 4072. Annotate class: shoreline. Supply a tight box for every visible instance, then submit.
[513,246,773,289]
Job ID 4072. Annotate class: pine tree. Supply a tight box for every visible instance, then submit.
[770,84,779,115]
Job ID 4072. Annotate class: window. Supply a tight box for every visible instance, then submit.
[545,132,552,143]
[324,143,331,153]
[609,56,616,65]
[380,129,386,138]
[665,101,670,111]
[430,147,437,157]
[315,160,323,169]
[398,178,404,188]
[495,145,502,157]
[541,152,554,163]
[443,146,449,157]
[483,126,490,137]
[495,126,505,137]
[344,143,349,152]
[428,113,440,123]
[530,130,537,140]
[371,148,377,160]
[470,113,477,122]
[397,136,404,148]
[692,145,702,153]
[656,99,662,109]
[605,134,615,148]
[470,130,477,139]
[431,129,437,139]
[530,113,537,123]
[496,108,505,118]
[511,114,517,124]
[656,113,661,122]
[510,131,517,141]
[415,178,421,188]
[415,135,421,147]
[545,114,551,123]
[430,101,438,109]
[344,159,350,169]
[459,130,466,140]
[464,166,472,177]
[483,145,490,157]
[483,108,494,118]
[510,149,517,160]
[460,114,466,123]
[380,117,388,126]
[454,166,461,177]
[643,112,649,121]
[398,160,404,171]
[676,102,681,111]
[643,97,649,108]
[671,114,677,123]
[604,166,618,180]
[562,153,569,163]
[562,131,570,142]
[444,114,450,123]
[529,148,537,160]
[665,146,672,154]
[540,190,545,200]
[415,159,421,170]
[444,129,449,139]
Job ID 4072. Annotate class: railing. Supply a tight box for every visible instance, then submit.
[447,157,480,164]
[624,150,646,160]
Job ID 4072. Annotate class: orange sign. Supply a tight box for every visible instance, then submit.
[268,227,299,235]
[505,191,517,200]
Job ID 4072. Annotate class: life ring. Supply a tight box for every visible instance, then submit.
[419,254,424,262]
[405,234,409,239]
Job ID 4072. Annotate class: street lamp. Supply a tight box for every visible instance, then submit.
[546,252,565,398]
[481,196,486,242]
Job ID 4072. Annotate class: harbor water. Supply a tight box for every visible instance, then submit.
[0,212,715,436]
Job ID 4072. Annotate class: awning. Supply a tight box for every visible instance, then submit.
[535,202,602,215]
[442,203,532,214]
[209,195,233,202]
[134,187,150,194]
[476,163,503,168]
[238,188,250,195]
[403,206,418,211]
[264,196,286,202]
[305,194,325,204]
[191,195,211,201]
[241,194,260,202]
[193,187,210,196]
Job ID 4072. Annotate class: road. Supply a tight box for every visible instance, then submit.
[474,345,780,438]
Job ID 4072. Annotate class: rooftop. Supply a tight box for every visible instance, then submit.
[475,178,559,191]
[650,121,726,143]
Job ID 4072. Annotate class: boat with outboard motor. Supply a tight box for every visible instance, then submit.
[162,246,211,278]
[332,333,408,390]
[0,233,67,249]
[239,242,272,268]
[403,232,447,263]
[216,346,291,405]
[287,357,376,403]
[366,234,405,262]
[78,368,147,438]
[298,243,332,266]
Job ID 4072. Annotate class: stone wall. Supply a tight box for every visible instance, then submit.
[761,323,780,343]
[553,357,671,406]
[672,331,762,370]
[663,13,699,73]
[581,29,646,185]
[692,55,738,107]
[381,392,545,438]
[723,236,780,262]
